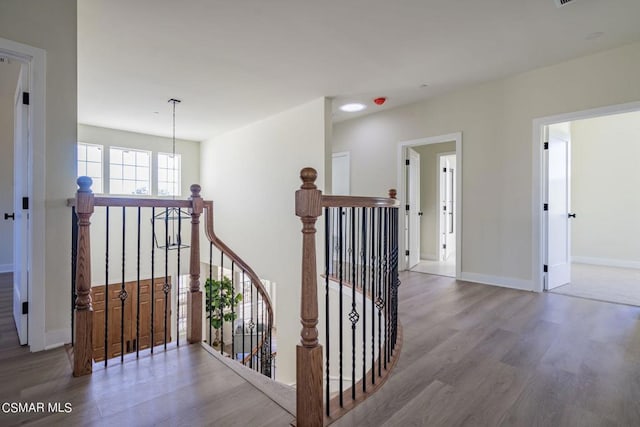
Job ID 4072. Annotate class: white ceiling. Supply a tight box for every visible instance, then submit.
[78,0,640,142]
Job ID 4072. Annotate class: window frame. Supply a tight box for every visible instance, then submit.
[108,146,152,196]
[77,142,104,194]
[157,152,182,197]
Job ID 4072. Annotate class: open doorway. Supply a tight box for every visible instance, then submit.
[398,133,462,278]
[538,106,640,305]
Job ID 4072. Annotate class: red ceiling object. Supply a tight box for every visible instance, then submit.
[373,97,386,105]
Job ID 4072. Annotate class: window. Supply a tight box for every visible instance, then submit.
[109,147,151,195]
[77,142,103,193]
[158,152,181,196]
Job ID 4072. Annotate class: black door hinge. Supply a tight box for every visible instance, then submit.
[442,244,447,249]
[544,142,549,150]
[22,92,29,105]
[405,159,410,166]
[22,301,28,315]
[443,167,447,173]
[405,250,410,256]
[405,204,410,211]
[543,203,548,211]
[22,197,29,210]
[543,265,548,273]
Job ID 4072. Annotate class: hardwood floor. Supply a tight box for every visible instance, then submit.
[333,271,640,427]
[0,272,294,427]
[0,272,29,361]
[3,270,640,426]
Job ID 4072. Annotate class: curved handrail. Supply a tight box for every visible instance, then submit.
[321,194,398,208]
[202,200,274,365]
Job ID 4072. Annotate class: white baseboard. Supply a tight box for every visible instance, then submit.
[0,264,12,273]
[459,272,534,292]
[572,256,640,270]
[44,328,71,350]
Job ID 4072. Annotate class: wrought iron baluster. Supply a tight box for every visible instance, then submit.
[136,206,141,358]
[338,206,344,408]
[209,242,213,346]
[370,207,376,385]
[150,207,155,354]
[104,206,109,365]
[349,207,358,400]
[120,206,127,363]
[324,206,331,416]
[163,207,169,349]
[361,207,367,393]
[176,208,181,347]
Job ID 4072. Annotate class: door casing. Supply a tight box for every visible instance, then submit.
[397,133,462,277]
[532,101,640,292]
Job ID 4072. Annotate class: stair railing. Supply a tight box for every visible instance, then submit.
[69,177,273,378]
[295,168,402,426]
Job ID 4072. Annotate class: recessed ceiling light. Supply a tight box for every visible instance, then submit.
[340,103,366,112]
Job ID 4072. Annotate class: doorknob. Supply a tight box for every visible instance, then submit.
[568,213,576,218]
[3,213,14,220]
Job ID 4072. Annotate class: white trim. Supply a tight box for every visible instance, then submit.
[0,37,47,352]
[0,264,12,273]
[572,256,640,270]
[44,328,71,350]
[532,101,640,293]
[397,133,462,279]
[459,272,534,292]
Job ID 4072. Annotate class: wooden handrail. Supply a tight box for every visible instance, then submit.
[201,200,274,346]
[321,195,398,208]
[67,196,192,208]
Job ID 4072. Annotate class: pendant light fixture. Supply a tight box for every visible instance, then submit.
[153,98,190,250]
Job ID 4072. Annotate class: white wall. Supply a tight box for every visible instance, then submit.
[200,97,328,384]
[414,142,455,260]
[333,41,640,290]
[571,111,640,267]
[0,0,77,348]
[0,61,20,272]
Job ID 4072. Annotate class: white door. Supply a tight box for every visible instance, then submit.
[332,152,350,196]
[546,126,571,290]
[439,154,456,261]
[13,64,29,344]
[407,148,420,268]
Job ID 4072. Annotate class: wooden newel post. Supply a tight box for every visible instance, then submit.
[188,184,204,344]
[295,167,324,427]
[389,189,397,199]
[74,176,95,377]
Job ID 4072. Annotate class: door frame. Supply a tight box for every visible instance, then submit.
[532,100,640,293]
[397,132,462,277]
[0,37,46,351]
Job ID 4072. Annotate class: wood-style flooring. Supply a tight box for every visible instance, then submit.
[334,271,640,427]
[3,271,640,426]
[0,272,294,426]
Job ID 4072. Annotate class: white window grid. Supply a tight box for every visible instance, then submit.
[109,147,151,195]
[77,142,104,194]
[158,152,181,197]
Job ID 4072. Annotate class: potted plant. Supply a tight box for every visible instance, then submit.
[205,276,243,348]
